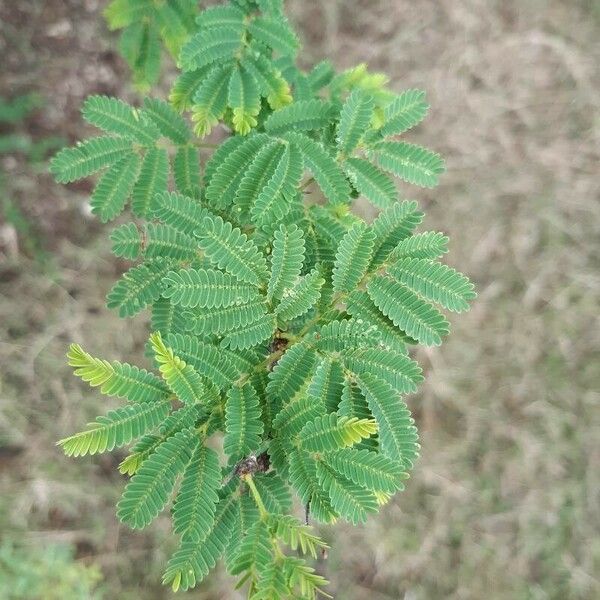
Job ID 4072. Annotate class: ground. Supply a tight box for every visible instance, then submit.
[0,1,599,598]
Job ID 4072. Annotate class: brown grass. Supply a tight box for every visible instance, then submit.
[1,1,599,598]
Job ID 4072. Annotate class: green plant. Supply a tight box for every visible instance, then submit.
[50,0,475,596]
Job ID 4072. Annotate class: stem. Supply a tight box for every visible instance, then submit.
[243,474,268,519]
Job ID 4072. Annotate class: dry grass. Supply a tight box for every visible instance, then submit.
[1,1,599,598]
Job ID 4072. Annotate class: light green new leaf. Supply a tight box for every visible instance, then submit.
[67,343,170,403]
[150,332,209,405]
[228,66,261,135]
[58,399,171,457]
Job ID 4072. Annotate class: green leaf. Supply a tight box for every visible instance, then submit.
[195,214,268,286]
[152,191,210,235]
[67,343,169,403]
[332,221,376,293]
[221,313,276,351]
[163,491,239,591]
[230,520,272,579]
[142,97,190,144]
[173,445,221,540]
[310,318,381,352]
[119,21,162,91]
[253,473,292,514]
[234,141,285,215]
[58,399,170,457]
[205,134,271,208]
[228,66,261,135]
[143,223,198,261]
[264,99,333,133]
[196,5,245,30]
[272,395,325,443]
[117,429,197,529]
[356,373,419,469]
[287,449,338,524]
[107,259,175,317]
[343,157,398,209]
[366,275,450,346]
[307,357,345,413]
[370,200,424,267]
[337,90,374,155]
[345,290,414,349]
[381,89,429,137]
[315,462,379,525]
[111,222,142,259]
[165,333,242,389]
[388,231,449,261]
[241,53,292,109]
[191,64,232,136]
[265,514,328,558]
[170,65,213,112]
[267,224,305,303]
[367,141,445,188]
[267,342,319,403]
[179,27,241,71]
[284,131,350,204]
[187,297,268,336]
[150,332,210,405]
[323,447,405,494]
[162,268,259,308]
[90,153,140,222]
[387,257,476,313]
[342,347,423,394]
[300,414,377,452]
[248,17,299,57]
[173,145,201,197]
[223,382,264,462]
[151,298,188,338]
[250,144,304,228]
[82,95,160,145]
[131,146,169,217]
[275,269,324,322]
[50,136,133,183]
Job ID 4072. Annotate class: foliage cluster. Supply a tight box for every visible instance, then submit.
[50,0,475,596]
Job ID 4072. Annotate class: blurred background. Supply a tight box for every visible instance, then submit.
[1,1,599,598]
